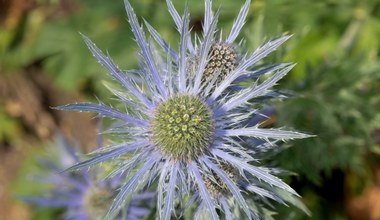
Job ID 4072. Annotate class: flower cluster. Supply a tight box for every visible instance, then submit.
[21,133,154,220]
[55,0,312,219]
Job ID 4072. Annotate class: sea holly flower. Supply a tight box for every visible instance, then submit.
[21,134,154,220]
[56,0,312,219]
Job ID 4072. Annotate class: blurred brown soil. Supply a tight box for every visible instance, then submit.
[346,160,380,220]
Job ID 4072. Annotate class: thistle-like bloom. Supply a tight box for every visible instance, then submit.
[57,0,312,219]
[21,134,154,220]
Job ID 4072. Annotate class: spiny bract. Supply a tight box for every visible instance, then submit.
[56,0,312,219]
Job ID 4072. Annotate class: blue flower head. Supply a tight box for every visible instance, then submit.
[57,0,312,219]
[21,133,154,220]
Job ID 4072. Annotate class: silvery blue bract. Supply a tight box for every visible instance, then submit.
[56,0,312,219]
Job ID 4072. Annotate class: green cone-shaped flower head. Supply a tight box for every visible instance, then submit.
[152,95,214,161]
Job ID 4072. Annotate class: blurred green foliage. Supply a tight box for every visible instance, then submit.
[3,0,380,219]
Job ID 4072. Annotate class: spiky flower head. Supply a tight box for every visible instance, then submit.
[56,0,312,219]
[21,134,154,220]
